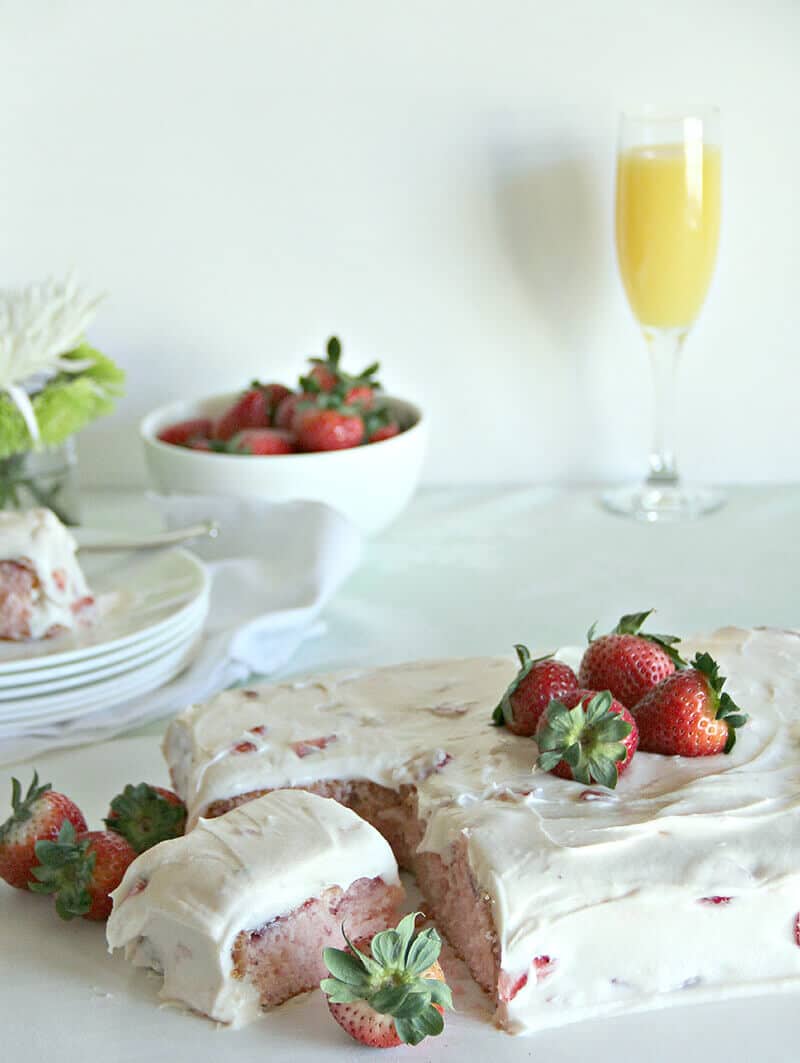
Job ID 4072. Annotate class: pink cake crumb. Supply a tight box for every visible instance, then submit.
[231,875,403,1009]
[414,837,499,996]
[0,561,36,640]
[0,559,95,640]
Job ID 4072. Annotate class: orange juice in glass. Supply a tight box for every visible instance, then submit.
[604,108,723,521]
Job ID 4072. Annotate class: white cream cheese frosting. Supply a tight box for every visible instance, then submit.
[106,789,401,1025]
[163,627,800,1033]
[0,507,93,638]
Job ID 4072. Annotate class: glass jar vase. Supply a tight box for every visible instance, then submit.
[0,439,81,525]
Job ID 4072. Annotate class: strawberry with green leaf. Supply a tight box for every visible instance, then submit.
[492,644,579,736]
[258,382,293,422]
[30,821,136,921]
[633,652,749,756]
[301,336,382,402]
[321,912,452,1048]
[579,609,685,709]
[368,421,400,443]
[0,772,87,889]
[363,402,400,444]
[213,387,272,441]
[536,689,638,789]
[104,783,187,854]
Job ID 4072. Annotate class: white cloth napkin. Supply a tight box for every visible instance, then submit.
[0,495,362,766]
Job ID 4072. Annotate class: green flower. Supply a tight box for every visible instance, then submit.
[0,344,124,460]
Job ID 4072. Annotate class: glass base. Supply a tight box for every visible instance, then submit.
[601,481,725,523]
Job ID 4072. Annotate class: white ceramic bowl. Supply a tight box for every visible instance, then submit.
[140,393,427,535]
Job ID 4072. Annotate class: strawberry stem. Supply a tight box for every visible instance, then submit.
[28,820,95,920]
[0,771,52,843]
[691,652,749,753]
[593,609,686,668]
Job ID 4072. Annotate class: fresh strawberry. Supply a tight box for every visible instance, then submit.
[258,382,292,421]
[535,689,639,788]
[214,389,270,441]
[300,336,345,393]
[492,645,579,736]
[104,783,187,854]
[301,336,381,400]
[632,652,748,757]
[362,402,398,443]
[345,384,377,409]
[295,407,364,452]
[228,428,295,455]
[369,421,400,443]
[157,418,214,447]
[0,773,87,889]
[579,609,684,708]
[274,392,315,431]
[29,822,137,921]
[308,364,339,392]
[321,911,452,1048]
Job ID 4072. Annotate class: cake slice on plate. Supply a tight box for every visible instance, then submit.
[106,789,403,1026]
[0,508,94,640]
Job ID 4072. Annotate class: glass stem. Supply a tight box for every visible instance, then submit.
[644,327,687,486]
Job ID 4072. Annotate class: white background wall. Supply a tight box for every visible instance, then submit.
[2,1,798,488]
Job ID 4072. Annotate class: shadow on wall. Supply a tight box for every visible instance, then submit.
[489,141,608,356]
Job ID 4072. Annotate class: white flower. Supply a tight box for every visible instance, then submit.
[0,275,103,441]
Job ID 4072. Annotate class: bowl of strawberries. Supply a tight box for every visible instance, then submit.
[140,337,427,534]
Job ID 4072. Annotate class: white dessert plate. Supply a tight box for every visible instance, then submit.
[0,610,205,704]
[0,548,209,673]
[1,736,797,1063]
[0,634,203,732]
[0,597,207,695]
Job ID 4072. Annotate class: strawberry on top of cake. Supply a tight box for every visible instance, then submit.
[0,508,95,640]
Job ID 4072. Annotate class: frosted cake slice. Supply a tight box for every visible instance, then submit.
[0,508,94,640]
[106,789,403,1025]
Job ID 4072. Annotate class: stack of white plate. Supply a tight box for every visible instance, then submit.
[0,548,210,737]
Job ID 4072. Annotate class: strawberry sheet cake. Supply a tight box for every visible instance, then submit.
[162,626,800,1034]
[0,508,94,640]
[106,789,403,1024]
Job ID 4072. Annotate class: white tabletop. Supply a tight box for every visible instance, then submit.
[82,483,800,680]
[3,484,799,1062]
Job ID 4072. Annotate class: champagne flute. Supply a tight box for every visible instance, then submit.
[603,106,722,521]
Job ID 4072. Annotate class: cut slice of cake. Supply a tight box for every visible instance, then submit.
[163,627,800,1035]
[106,789,403,1026]
[0,508,94,640]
